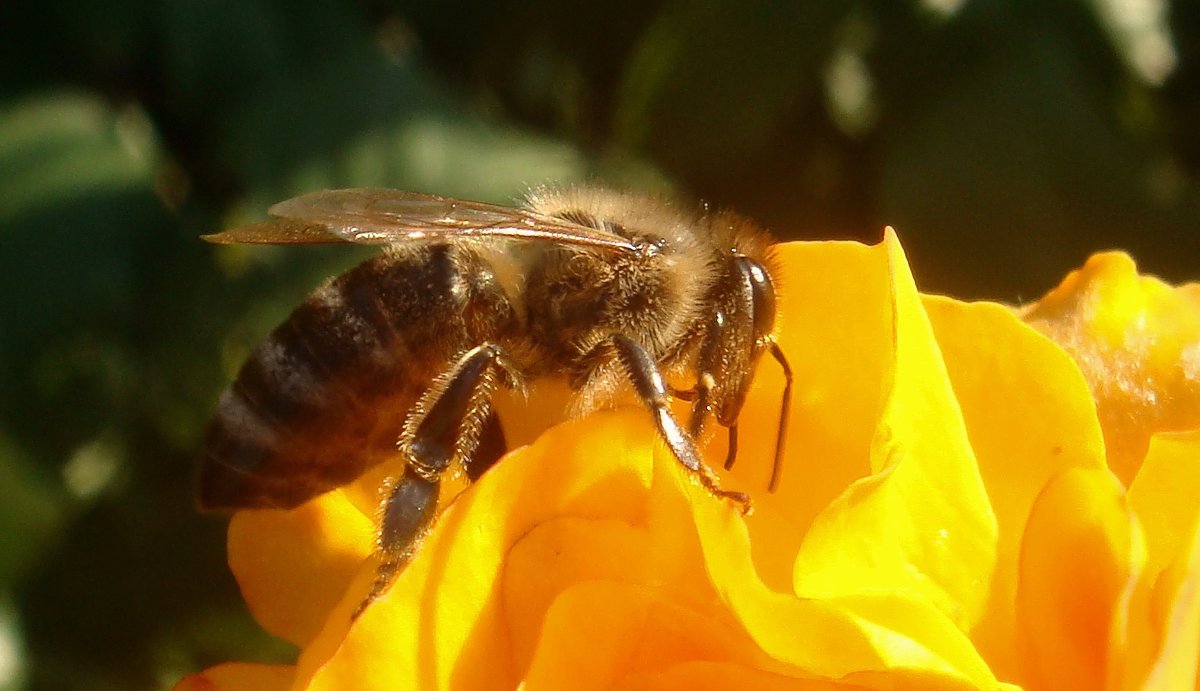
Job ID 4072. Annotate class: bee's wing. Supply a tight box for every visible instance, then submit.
[202,188,639,253]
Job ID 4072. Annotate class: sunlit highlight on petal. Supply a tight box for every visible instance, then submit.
[791,230,997,630]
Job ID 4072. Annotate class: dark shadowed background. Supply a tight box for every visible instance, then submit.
[0,1,1197,688]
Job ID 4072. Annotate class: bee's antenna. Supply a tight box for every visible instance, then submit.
[766,341,793,492]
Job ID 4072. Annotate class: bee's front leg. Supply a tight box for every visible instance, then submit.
[353,343,517,619]
[604,334,752,516]
[668,380,742,473]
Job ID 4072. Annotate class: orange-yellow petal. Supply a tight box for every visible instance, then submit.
[1140,511,1200,691]
[687,448,1000,687]
[520,581,767,691]
[716,238,894,592]
[1022,252,1200,484]
[924,294,1107,678]
[172,663,294,691]
[227,489,374,646]
[1128,431,1200,577]
[609,661,860,691]
[292,410,660,691]
[501,509,714,674]
[1016,467,1147,691]
[1129,431,1200,690]
[284,393,1004,689]
[790,230,998,630]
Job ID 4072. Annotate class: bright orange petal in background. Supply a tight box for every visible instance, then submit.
[1016,467,1146,691]
[1016,251,1200,690]
[923,295,1107,679]
[1022,252,1200,484]
[1015,454,1200,691]
[1138,509,1200,691]
[1129,431,1200,581]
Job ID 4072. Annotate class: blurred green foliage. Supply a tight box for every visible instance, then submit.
[0,0,1196,688]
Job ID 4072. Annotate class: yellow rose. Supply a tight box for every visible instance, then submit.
[175,232,1199,691]
[1018,252,1200,690]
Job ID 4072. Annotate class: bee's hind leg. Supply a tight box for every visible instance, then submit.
[354,465,438,620]
[605,334,752,515]
[353,343,517,619]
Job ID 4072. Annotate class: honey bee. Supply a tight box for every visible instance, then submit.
[200,187,792,615]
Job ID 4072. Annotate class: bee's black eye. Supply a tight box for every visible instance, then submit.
[735,257,776,342]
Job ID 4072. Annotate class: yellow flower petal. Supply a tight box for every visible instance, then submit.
[520,581,767,690]
[716,238,894,592]
[501,513,714,675]
[791,230,998,630]
[608,661,858,691]
[293,410,659,690]
[923,294,1106,678]
[1022,252,1200,484]
[1016,467,1147,691]
[1128,431,1200,577]
[286,400,1002,688]
[172,662,293,691]
[226,488,375,647]
[1129,431,1200,691]
[1140,511,1200,691]
[687,451,1000,687]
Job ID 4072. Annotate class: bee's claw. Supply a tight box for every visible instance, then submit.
[717,488,753,516]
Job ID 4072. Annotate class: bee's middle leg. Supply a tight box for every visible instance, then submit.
[605,334,752,515]
[354,343,516,618]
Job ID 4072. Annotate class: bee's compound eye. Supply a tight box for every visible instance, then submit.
[735,257,776,341]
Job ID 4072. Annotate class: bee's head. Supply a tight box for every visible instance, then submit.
[707,253,779,428]
[735,255,777,352]
[690,212,791,492]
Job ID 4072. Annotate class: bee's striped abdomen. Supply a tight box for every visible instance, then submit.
[200,244,516,509]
